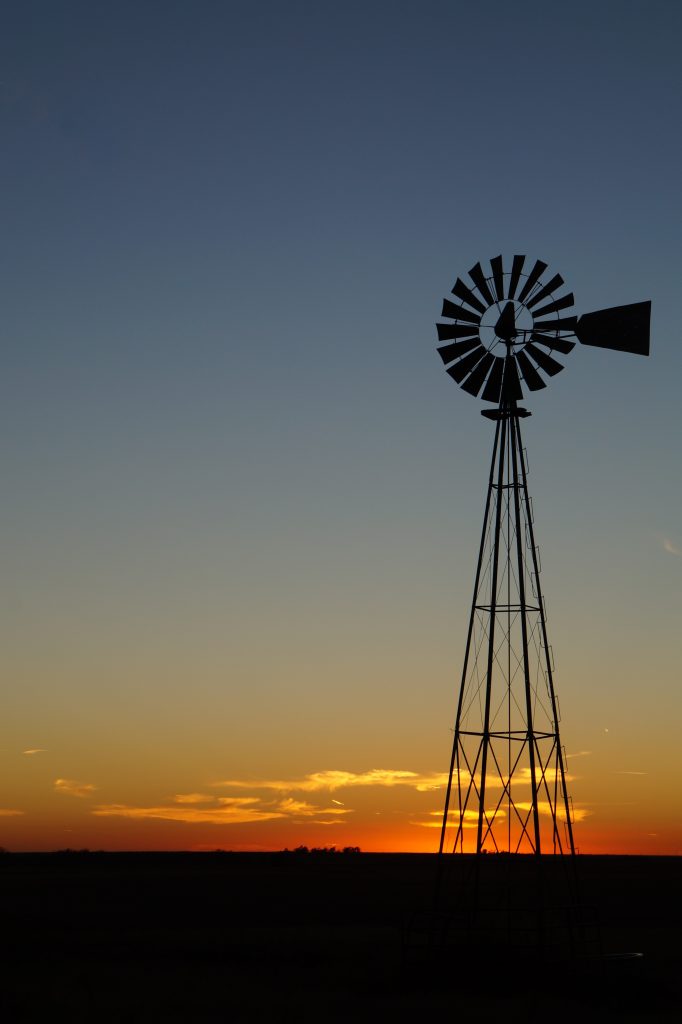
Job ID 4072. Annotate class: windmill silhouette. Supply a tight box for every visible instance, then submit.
[433,255,650,955]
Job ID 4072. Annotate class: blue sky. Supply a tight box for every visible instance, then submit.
[0,1,680,851]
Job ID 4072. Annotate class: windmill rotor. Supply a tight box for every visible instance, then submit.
[436,255,651,403]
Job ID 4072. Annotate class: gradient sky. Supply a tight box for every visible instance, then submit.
[1,1,680,853]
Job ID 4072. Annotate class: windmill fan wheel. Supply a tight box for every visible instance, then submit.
[436,255,577,402]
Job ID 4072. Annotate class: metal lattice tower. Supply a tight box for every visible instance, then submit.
[438,401,574,857]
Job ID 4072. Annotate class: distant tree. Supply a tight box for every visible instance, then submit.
[293,845,309,855]
[342,846,361,854]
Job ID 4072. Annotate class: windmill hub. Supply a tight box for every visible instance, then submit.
[480,300,534,352]
[493,301,518,342]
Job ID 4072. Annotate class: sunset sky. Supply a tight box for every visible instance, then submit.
[1,1,680,854]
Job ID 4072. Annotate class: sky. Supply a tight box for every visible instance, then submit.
[0,0,680,854]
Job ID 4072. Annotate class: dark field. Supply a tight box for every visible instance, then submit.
[0,852,679,1022]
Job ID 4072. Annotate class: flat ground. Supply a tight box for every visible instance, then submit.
[0,853,679,1022]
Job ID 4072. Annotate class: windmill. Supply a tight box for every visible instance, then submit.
[433,256,650,950]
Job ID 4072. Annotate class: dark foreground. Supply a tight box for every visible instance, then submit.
[0,853,679,1022]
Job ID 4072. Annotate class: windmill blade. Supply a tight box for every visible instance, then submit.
[517,259,548,305]
[517,350,547,391]
[467,263,495,307]
[490,256,505,302]
[501,355,523,400]
[576,301,651,356]
[441,299,482,325]
[452,277,487,314]
[437,338,481,365]
[525,342,564,376]
[531,293,575,318]
[508,255,525,299]
[533,315,578,333]
[525,273,564,310]
[461,352,495,396]
[437,323,482,341]
[531,333,576,355]
[481,356,505,403]
[446,344,486,384]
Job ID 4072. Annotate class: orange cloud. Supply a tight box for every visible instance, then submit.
[213,768,451,793]
[54,778,96,798]
[277,798,348,817]
[413,809,506,829]
[0,808,24,817]
[515,801,590,823]
[92,803,285,825]
[91,793,352,826]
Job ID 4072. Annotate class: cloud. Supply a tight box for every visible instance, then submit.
[0,808,24,817]
[662,536,681,556]
[613,770,648,776]
[54,778,96,798]
[277,798,319,816]
[216,797,262,807]
[518,767,575,784]
[23,748,46,755]
[92,803,286,825]
[515,801,591,823]
[173,793,215,804]
[91,794,351,827]
[415,799,590,828]
[213,768,451,794]
[414,809,504,829]
[566,750,592,759]
[277,798,348,817]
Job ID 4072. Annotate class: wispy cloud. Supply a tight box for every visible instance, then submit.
[656,532,681,556]
[54,778,96,798]
[92,792,351,826]
[216,797,261,806]
[566,750,592,759]
[0,808,24,817]
[23,748,46,756]
[92,803,286,825]
[413,809,505,829]
[613,770,648,776]
[277,798,348,817]
[213,769,451,793]
[415,799,590,828]
[173,793,215,804]
[515,801,590,822]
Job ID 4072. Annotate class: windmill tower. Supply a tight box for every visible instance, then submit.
[434,257,650,938]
